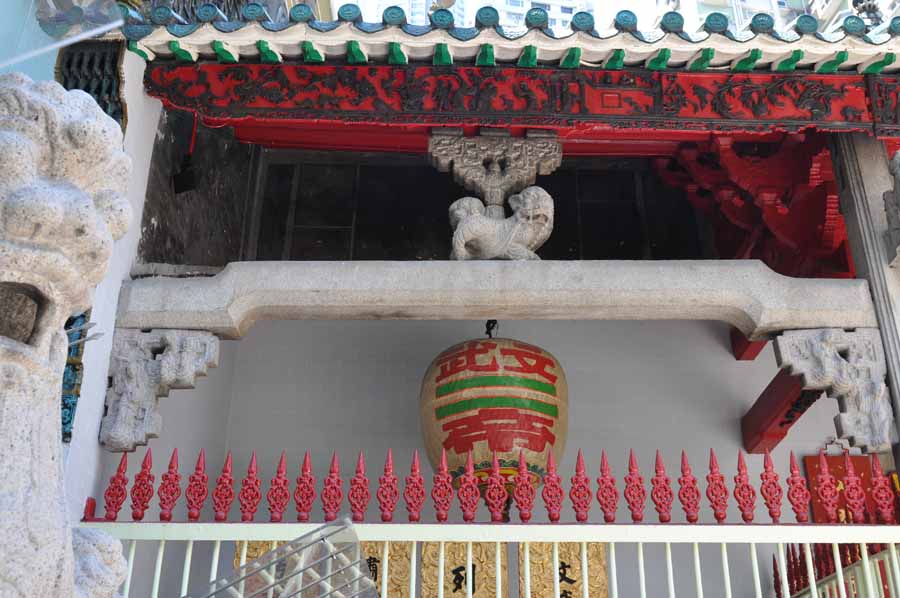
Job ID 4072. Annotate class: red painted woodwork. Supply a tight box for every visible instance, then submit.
[742,370,820,454]
[267,452,291,523]
[485,453,509,523]
[321,452,344,522]
[145,64,880,153]
[349,452,371,523]
[677,451,701,524]
[513,450,536,523]
[787,451,811,523]
[871,454,896,524]
[186,449,208,522]
[842,451,867,524]
[239,453,262,522]
[773,555,783,598]
[83,497,98,522]
[814,451,840,523]
[541,451,564,523]
[760,450,783,523]
[103,453,128,521]
[651,450,674,524]
[158,449,182,522]
[403,450,425,523]
[294,451,316,523]
[431,449,454,523]
[377,449,399,522]
[706,449,729,524]
[596,450,619,524]
[732,451,756,524]
[131,449,154,522]
[730,328,769,361]
[569,449,592,523]
[624,450,647,523]
[213,451,235,522]
[457,451,480,523]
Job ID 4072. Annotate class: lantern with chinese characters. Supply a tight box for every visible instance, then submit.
[419,338,568,485]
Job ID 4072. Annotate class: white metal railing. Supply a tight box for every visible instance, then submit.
[792,545,900,598]
[78,522,900,598]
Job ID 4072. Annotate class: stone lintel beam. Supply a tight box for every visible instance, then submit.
[116,260,877,340]
[100,329,219,452]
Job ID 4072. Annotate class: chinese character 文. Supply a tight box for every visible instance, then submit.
[436,342,499,383]
[442,408,556,454]
[500,345,558,384]
[559,561,576,584]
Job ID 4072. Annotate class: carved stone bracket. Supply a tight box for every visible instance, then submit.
[774,328,897,452]
[100,329,219,452]
[884,151,900,268]
[428,131,562,217]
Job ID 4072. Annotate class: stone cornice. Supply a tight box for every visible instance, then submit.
[115,260,877,339]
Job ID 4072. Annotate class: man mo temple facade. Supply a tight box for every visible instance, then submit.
[9,0,900,596]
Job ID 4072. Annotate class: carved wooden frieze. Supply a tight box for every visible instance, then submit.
[421,542,507,597]
[100,328,219,452]
[774,328,897,452]
[361,541,413,597]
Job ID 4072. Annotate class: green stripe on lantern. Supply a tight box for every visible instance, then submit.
[436,375,557,397]
[435,396,559,419]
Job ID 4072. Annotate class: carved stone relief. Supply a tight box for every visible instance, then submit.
[429,132,561,260]
[0,73,131,597]
[100,328,219,452]
[774,328,897,452]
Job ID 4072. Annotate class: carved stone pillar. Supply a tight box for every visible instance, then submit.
[100,329,219,452]
[774,328,896,452]
[0,74,131,597]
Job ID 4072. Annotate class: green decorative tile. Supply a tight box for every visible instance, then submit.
[560,47,581,69]
[731,48,762,72]
[257,40,281,63]
[815,50,848,74]
[301,40,324,63]
[476,44,495,66]
[433,42,452,66]
[346,40,367,64]
[387,41,407,65]
[688,48,714,71]
[646,48,671,70]
[517,45,537,67]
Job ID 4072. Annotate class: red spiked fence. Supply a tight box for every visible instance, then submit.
[87,448,899,526]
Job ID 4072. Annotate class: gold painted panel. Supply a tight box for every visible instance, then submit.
[518,542,607,598]
[421,542,508,597]
[361,541,413,598]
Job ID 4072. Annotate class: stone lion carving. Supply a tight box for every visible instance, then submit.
[449,186,554,260]
[0,74,130,597]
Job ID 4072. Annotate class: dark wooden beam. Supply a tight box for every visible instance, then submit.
[742,369,822,453]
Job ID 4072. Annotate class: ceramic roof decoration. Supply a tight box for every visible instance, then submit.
[119,3,900,73]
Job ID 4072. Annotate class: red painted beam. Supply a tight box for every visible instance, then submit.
[742,369,822,453]
[730,327,769,361]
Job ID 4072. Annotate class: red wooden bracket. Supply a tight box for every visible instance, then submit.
[742,369,821,453]
[730,327,769,361]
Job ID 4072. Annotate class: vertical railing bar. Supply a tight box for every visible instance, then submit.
[123,539,137,598]
[523,542,532,598]
[238,540,249,597]
[887,543,900,598]
[553,541,561,598]
[151,539,166,598]
[665,542,675,598]
[777,544,791,598]
[354,543,361,595]
[437,541,445,598]
[210,540,221,584]
[720,543,732,598]
[466,541,473,598]
[861,543,876,598]
[495,542,502,598]
[882,550,897,598]
[608,542,618,598]
[693,542,704,598]
[749,543,762,598]
[181,539,194,597]
[267,540,278,598]
[381,541,390,598]
[410,541,418,598]
[803,543,820,598]
[580,541,589,598]
[637,542,647,598]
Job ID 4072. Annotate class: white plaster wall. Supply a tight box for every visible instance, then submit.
[64,52,162,522]
[100,318,846,598]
